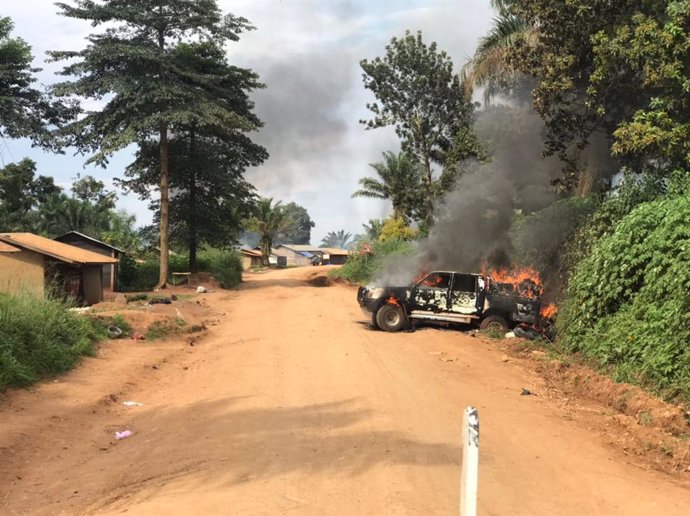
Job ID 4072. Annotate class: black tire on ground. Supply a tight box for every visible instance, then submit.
[479,315,509,333]
[375,304,407,332]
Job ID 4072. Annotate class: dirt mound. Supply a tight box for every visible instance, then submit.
[303,269,334,287]
[500,339,690,472]
[189,272,222,289]
[308,275,332,287]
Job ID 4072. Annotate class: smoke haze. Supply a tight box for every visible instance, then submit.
[374,106,566,285]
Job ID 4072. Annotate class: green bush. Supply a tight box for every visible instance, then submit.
[89,313,132,338]
[511,197,597,278]
[0,293,103,388]
[118,248,242,291]
[197,248,243,288]
[334,238,414,284]
[558,194,690,402]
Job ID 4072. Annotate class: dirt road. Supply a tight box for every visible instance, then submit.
[2,267,690,515]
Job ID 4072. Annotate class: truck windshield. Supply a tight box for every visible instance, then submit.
[416,272,451,289]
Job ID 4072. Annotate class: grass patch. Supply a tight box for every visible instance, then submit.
[480,327,505,340]
[0,292,104,388]
[88,313,132,339]
[125,293,148,303]
[144,317,200,340]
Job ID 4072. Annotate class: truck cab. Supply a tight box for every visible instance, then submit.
[357,271,541,333]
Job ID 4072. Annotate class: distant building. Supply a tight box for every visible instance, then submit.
[0,232,118,305]
[240,248,263,270]
[274,244,350,266]
[320,248,350,265]
[54,231,123,291]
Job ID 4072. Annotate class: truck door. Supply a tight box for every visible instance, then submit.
[411,272,452,313]
[449,273,480,315]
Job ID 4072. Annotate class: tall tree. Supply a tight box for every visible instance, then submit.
[320,230,353,249]
[71,174,117,210]
[0,17,75,149]
[125,132,261,271]
[360,30,476,226]
[0,159,62,231]
[352,151,424,221]
[462,0,537,104]
[122,40,267,272]
[507,0,658,190]
[587,1,690,176]
[245,198,292,266]
[275,202,315,245]
[51,0,253,288]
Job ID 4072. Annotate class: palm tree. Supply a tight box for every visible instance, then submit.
[352,151,423,220]
[320,230,353,250]
[463,0,538,104]
[245,197,292,265]
[362,218,385,240]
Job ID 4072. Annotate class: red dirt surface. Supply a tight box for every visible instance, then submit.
[1,267,689,515]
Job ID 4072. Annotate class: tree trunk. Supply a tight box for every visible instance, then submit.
[155,22,169,289]
[157,121,170,289]
[188,128,198,273]
[261,236,270,266]
[423,152,434,227]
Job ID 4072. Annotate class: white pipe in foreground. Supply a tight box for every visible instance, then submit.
[460,406,479,516]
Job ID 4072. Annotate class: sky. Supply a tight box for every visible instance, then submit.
[2,0,494,245]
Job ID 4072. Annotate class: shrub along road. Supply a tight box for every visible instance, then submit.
[1,267,689,515]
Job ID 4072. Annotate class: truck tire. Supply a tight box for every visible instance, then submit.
[479,315,509,333]
[376,304,407,332]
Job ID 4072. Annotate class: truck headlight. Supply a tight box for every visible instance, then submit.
[367,287,385,299]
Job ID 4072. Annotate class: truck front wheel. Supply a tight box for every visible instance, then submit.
[376,304,407,332]
[479,315,509,333]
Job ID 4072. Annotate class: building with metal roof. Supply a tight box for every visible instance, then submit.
[54,231,123,291]
[0,232,117,305]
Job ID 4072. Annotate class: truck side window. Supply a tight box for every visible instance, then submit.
[418,272,451,289]
[452,274,477,293]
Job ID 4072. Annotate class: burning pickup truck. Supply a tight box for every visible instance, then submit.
[357,270,546,333]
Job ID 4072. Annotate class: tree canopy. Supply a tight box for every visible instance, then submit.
[245,198,292,265]
[0,17,76,149]
[320,230,353,249]
[275,202,315,245]
[352,151,424,221]
[360,30,477,225]
[51,0,255,287]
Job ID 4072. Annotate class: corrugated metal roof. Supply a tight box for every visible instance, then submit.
[278,244,349,256]
[240,249,263,257]
[277,244,321,252]
[321,247,350,256]
[0,233,118,265]
[0,241,20,253]
[55,231,125,253]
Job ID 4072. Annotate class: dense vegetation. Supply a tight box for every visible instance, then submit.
[0,293,104,388]
[558,194,690,403]
[119,248,243,291]
[348,1,690,404]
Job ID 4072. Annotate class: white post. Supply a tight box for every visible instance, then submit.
[460,406,479,516]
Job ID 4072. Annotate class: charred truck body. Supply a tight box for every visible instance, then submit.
[357,271,541,332]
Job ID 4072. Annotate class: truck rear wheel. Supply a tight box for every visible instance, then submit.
[376,304,407,332]
[479,315,509,333]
